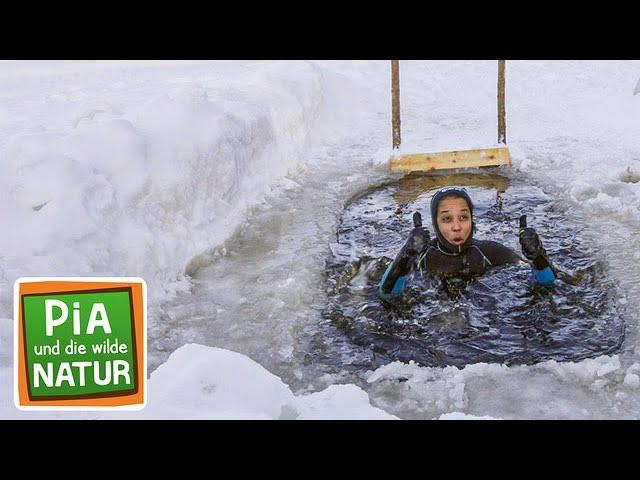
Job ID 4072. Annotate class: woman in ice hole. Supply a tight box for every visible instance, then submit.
[378,187,556,302]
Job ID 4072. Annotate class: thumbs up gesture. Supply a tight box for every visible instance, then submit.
[518,215,550,270]
[406,212,430,255]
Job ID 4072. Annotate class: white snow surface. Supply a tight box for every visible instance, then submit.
[110,343,396,420]
[0,60,363,307]
[3,60,640,419]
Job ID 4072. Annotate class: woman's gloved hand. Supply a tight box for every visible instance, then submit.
[519,215,550,270]
[406,212,430,255]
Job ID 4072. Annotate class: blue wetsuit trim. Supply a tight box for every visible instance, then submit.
[391,276,407,295]
[378,262,407,300]
[532,265,556,285]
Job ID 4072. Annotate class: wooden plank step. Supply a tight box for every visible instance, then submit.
[390,146,510,172]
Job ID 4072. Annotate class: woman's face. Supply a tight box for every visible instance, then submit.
[436,196,472,246]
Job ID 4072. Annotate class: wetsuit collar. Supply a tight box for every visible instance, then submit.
[436,238,472,255]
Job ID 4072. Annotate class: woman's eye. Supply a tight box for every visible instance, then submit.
[460,215,469,221]
[441,216,451,222]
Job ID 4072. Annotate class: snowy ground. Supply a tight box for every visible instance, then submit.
[1,60,640,419]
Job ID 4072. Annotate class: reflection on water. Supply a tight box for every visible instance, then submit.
[308,172,625,370]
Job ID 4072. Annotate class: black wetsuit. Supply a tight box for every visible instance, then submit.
[378,187,556,301]
[418,239,521,277]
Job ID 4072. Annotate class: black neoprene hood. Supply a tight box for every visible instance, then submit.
[429,187,475,254]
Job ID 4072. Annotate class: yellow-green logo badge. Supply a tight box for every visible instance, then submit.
[15,278,146,410]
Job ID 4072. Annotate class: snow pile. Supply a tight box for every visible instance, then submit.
[0,61,371,315]
[365,353,640,419]
[0,339,395,419]
[131,344,296,419]
[102,344,396,420]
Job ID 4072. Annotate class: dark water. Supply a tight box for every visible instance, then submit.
[304,171,625,370]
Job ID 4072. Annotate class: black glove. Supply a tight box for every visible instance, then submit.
[405,212,430,255]
[519,215,550,270]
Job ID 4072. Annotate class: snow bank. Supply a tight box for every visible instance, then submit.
[0,338,396,419]
[366,353,640,419]
[0,61,372,316]
[101,344,396,420]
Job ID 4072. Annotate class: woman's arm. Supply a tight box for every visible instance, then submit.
[378,213,430,301]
